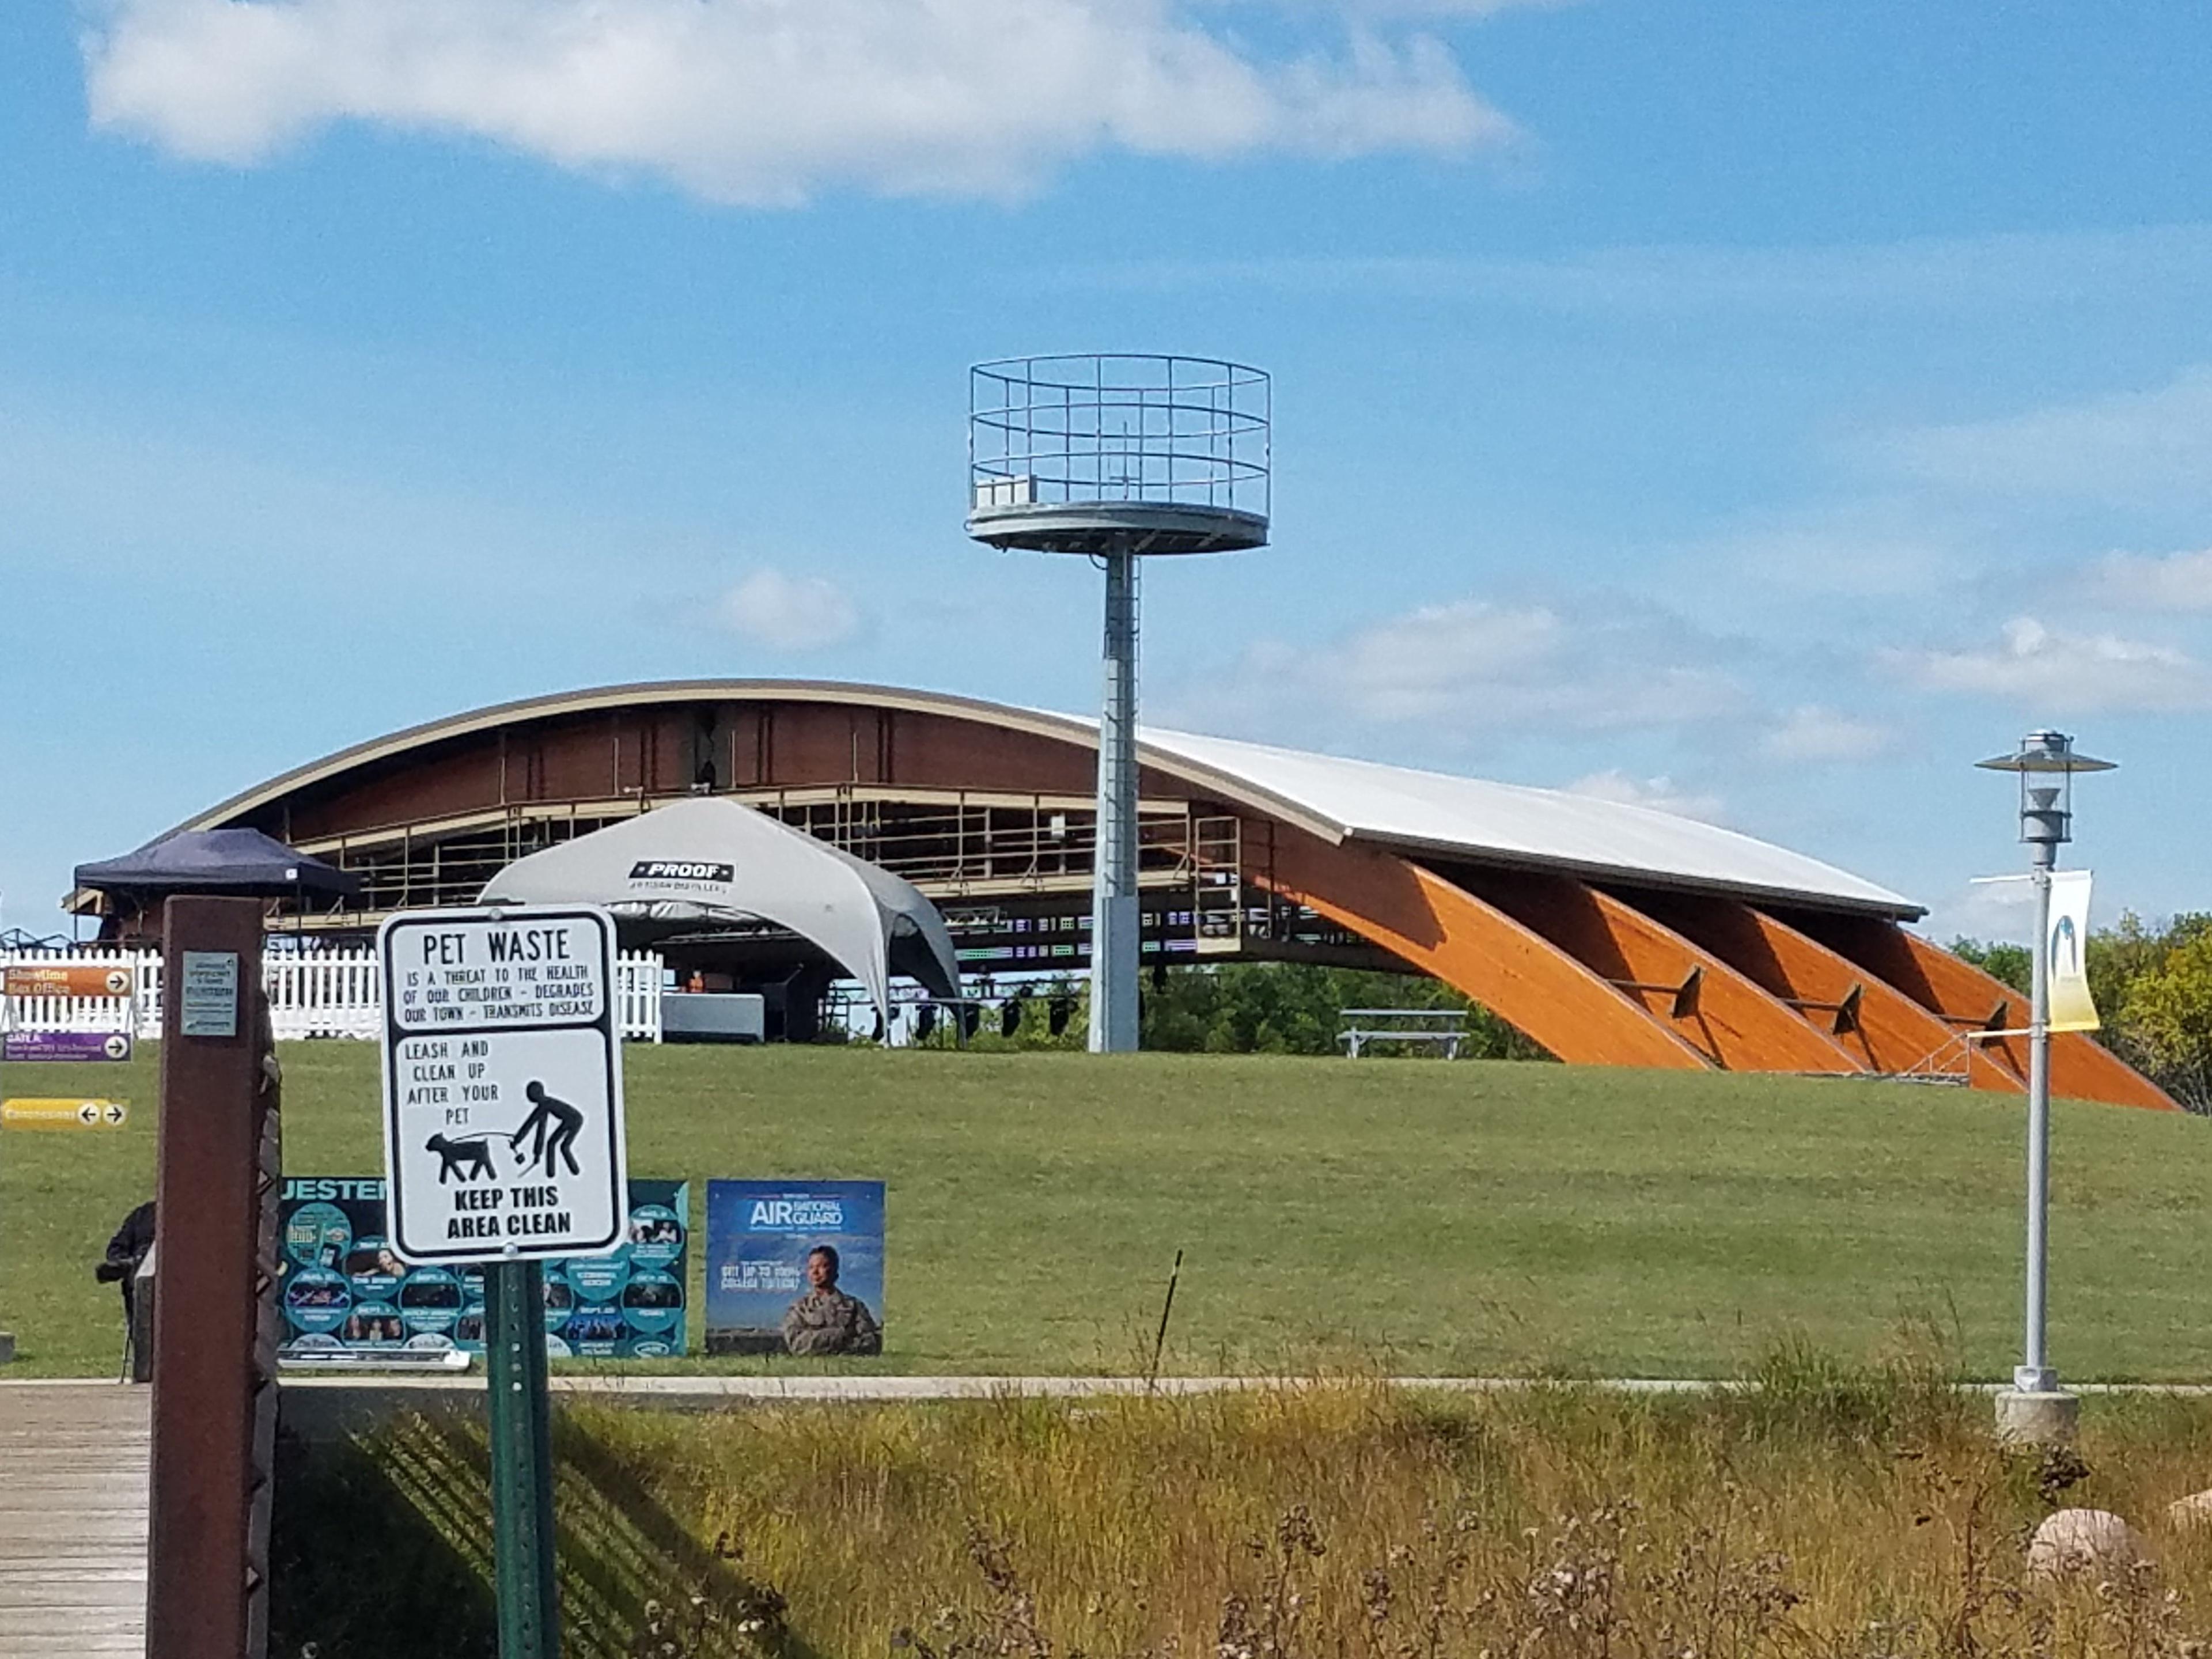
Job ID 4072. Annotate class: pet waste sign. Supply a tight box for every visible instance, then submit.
[377,905,628,1264]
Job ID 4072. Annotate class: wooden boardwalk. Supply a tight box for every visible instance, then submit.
[0,1382,148,1656]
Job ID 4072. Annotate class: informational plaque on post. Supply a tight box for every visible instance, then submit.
[376,906,628,1264]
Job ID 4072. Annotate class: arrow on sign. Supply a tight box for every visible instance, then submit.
[2,1098,131,1131]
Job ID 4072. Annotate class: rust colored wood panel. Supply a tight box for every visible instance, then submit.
[887,710,1100,797]
[284,741,503,838]
[1259,833,1710,1070]
[855,710,885,786]
[1635,891,1994,1083]
[732,706,769,787]
[1450,870,1864,1074]
[532,717,622,802]
[612,713,645,794]
[760,701,866,785]
[638,707,695,795]
[1792,915,2176,1110]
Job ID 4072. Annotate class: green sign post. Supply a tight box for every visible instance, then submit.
[377,904,628,1658]
[487,1260,560,1658]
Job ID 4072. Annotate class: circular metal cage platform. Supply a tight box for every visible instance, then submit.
[967,354,1270,555]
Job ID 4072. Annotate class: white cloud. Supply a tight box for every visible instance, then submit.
[2091,546,2212,611]
[1885,366,2212,507]
[1759,704,1889,763]
[1562,769,1726,824]
[1185,597,1745,737]
[719,568,860,650]
[1919,878,2037,947]
[1711,521,1976,601]
[1889,616,2212,714]
[82,0,1512,206]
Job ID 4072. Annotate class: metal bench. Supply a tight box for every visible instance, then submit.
[1338,1007,1468,1059]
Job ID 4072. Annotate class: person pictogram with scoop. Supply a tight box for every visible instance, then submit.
[507,1080,584,1177]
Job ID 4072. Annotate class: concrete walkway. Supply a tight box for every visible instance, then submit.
[254,1369,2212,1438]
[0,1382,147,1657]
[271,1372,2212,1400]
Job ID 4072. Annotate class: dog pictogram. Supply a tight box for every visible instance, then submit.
[425,1131,497,1184]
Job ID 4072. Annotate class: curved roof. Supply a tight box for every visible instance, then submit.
[164,678,1919,919]
[1139,728,1918,917]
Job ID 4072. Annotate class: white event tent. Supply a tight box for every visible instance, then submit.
[476,797,962,1023]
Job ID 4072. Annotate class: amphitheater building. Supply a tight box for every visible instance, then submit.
[77,679,2171,1109]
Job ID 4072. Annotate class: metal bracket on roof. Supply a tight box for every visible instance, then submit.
[1782,980,1864,1036]
[1611,965,1702,1020]
[1934,998,2017,1033]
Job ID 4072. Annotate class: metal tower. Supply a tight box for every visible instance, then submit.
[967,354,1271,1051]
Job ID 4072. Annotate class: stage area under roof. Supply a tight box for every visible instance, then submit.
[72,679,2169,1109]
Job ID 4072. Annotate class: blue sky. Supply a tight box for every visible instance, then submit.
[5,1,2211,943]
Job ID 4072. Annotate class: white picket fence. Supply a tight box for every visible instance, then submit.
[0,947,666,1043]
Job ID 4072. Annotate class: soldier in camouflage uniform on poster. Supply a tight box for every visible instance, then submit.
[781,1244,882,1355]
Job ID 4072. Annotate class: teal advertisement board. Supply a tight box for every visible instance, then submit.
[279,1176,688,1359]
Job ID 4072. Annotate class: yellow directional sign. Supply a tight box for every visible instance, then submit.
[1,1098,130,1131]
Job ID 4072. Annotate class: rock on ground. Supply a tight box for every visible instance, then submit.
[2027,1509,2149,1580]
[2167,1489,2212,1529]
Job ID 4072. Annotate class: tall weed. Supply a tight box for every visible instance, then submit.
[275,1367,2212,1658]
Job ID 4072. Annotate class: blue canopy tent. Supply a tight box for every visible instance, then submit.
[74,829,362,937]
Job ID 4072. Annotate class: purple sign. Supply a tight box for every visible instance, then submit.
[2,1031,134,1063]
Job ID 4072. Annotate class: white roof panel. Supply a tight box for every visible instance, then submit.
[1139,726,1919,918]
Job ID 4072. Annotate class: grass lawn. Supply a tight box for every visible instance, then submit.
[3,1043,2209,1379]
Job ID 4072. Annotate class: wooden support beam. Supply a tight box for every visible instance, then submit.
[1634,892,2012,1086]
[1446,870,1867,1075]
[1789,912,2179,1111]
[1255,833,1711,1070]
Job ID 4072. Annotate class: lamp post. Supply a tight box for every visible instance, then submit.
[1975,729,2115,1443]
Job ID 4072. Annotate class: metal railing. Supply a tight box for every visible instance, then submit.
[971,354,1270,516]
[296,792,1214,921]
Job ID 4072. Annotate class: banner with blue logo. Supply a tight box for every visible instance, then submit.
[278,1176,689,1360]
[704,1180,885,1356]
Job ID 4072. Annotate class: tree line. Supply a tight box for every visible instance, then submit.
[908,915,2212,1112]
[914,961,1548,1060]
[1952,911,2212,1111]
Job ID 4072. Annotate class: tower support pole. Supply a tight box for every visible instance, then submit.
[1091,546,1142,1052]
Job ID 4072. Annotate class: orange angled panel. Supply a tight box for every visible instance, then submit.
[1447,870,1865,1075]
[1888,929,2179,1113]
[1637,893,2006,1085]
[1258,834,1709,1070]
[1790,914,2178,1112]
[1787,910,2029,1091]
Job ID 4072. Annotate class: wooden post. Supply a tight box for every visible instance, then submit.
[146,896,277,1659]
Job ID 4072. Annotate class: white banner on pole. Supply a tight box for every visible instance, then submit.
[2047,869,2099,1033]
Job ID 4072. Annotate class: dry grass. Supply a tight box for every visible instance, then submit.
[275,1348,2212,1658]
